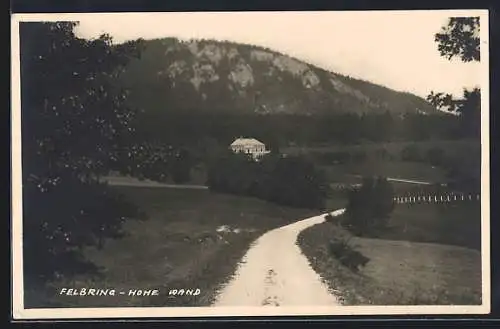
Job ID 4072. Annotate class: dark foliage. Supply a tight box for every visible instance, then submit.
[428,17,481,138]
[328,237,370,273]
[427,88,481,138]
[20,22,146,285]
[343,176,395,236]
[207,152,330,209]
[434,17,480,62]
[136,111,464,152]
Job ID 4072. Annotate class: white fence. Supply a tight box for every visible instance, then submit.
[393,194,480,204]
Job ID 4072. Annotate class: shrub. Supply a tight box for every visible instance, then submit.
[343,176,395,236]
[264,155,331,209]
[328,237,370,273]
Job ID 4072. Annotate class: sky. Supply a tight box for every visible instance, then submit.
[69,10,486,98]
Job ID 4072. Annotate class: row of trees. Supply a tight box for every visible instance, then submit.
[207,152,331,209]
[136,110,470,150]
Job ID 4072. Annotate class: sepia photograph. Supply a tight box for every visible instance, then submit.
[11,9,490,319]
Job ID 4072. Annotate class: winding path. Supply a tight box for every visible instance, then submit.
[212,209,345,307]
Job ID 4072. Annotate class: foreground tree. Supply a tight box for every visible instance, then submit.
[434,17,480,62]
[20,22,146,288]
[427,16,481,138]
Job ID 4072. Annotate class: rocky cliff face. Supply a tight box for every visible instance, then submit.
[116,38,436,116]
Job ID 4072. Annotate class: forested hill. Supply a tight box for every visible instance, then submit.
[114,37,439,116]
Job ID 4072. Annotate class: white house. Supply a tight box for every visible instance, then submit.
[230,137,270,160]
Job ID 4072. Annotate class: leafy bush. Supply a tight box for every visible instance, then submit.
[328,237,370,273]
[343,176,395,236]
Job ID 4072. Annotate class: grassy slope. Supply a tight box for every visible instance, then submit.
[29,186,317,308]
[376,202,482,251]
[298,220,482,305]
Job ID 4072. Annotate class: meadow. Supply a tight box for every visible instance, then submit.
[26,186,317,308]
[298,200,482,305]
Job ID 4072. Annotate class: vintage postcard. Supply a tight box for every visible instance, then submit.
[11,10,490,319]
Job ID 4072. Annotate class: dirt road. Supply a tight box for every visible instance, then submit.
[212,209,345,307]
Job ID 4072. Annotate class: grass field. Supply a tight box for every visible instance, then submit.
[27,186,317,308]
[298,220,482,305]
[376,202,482,251]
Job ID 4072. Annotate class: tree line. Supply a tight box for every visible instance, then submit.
[134,110,475,151]
[206,152,331,209]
